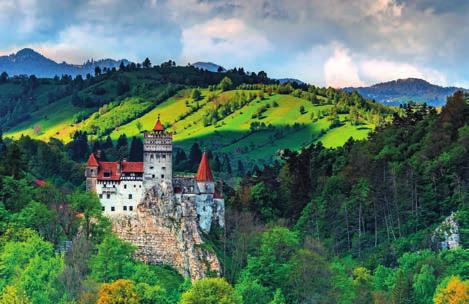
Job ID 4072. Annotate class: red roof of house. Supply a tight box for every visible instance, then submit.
[87,153,99,167]
[153,116,165,131]
[122,161,143,173]
[97,162,120,180]
[96,161,144,180]
[196,152,214,182]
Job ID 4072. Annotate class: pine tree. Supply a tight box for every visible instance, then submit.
[142,57,152,68]
[213,156,222,172]
[116,134,128,149]
[103,136,113,149]
[237,160,245,176]
[189,143,202,169]
[175,149,187,163]
[128,137,143,162]
[4,142,26,179]
[222,155,232,174]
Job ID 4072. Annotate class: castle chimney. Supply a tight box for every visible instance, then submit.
[96,150,102,159]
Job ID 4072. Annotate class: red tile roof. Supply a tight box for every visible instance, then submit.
[153,117,165,131]
[122,161,143,173]
[96,161,143,181]
[196,152,214,182]
[87,153,99,166]
[97,162,120,180]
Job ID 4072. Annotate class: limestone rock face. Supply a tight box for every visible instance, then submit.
[112,183,221,280]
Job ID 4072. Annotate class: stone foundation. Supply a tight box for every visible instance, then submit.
[112,184,221,280]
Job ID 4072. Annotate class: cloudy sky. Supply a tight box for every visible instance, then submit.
[1,0,468,87]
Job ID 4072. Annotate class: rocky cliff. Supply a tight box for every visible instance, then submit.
[112,182,221,280]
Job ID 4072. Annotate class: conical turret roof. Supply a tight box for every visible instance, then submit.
[153,114,165,131]
[87,153,99,166]
[196,152,214,182]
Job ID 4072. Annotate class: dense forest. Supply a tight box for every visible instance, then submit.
[0,66,467,303]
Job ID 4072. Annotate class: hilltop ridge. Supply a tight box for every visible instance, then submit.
[0,48,130,77]
[344,77,466,106]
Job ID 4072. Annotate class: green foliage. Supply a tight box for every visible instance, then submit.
[235,279,270,304]
[180,277,242,304]
[0,230,65,304]
[219,77,233,91]
[97,279,139,304]
[90,235,137,283]
[269,289,286,304]
[191,88,202,101]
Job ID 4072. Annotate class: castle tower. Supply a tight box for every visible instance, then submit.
[85,153,99,192]
[143,115,172,190]
[195,152,215,194]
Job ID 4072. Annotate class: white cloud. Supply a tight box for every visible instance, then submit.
[278,42,449,88]
[180,18,271,66]
[324,45,364,88]
[9,22,178,64]
[359,59,447,86]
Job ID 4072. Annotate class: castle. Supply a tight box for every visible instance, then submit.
[85,115,225,233]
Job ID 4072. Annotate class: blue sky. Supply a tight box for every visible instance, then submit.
[1,0,468,87]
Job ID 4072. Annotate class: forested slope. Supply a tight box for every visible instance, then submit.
[1,66,394,168]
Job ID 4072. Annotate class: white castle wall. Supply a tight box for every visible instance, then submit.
[96,179,144,215]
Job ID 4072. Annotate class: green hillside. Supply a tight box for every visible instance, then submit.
[1,67,394,167]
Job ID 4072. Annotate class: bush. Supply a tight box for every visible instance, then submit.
[180,278,241,304]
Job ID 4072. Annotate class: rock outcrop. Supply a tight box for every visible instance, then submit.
[112,183,221,280]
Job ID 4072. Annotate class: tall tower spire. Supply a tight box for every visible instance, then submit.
[85,153,99,192]
[196,152,215,194]
[196,152,214,182]
[143,115,172,190]
[153,114,165,132]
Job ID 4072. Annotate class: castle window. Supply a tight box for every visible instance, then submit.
[129,206,134,211]
[161,174,164,178]
[102,206,105,211]
[150,154,154,159]
[123,206,127,211]
[162,155,166,159]
[99,194,103,199]
[124,184,127,189]
[162,167,166,170]
[152,174,155,178]
[111,206,115,211]
[104,171,111,177]
[134,184,136,188]
[106,194,110,199]
[150,166,154,169]
[128,194,133,199]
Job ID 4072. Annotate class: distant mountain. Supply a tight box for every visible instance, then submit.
[276,78,305,85]
[191,62,226,72]
[343,78,466,106]
[0,48,130,78]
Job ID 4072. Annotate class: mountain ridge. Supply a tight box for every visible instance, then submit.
[191,62,226,72]
[343,77,466,106]
[0,48,130,78]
